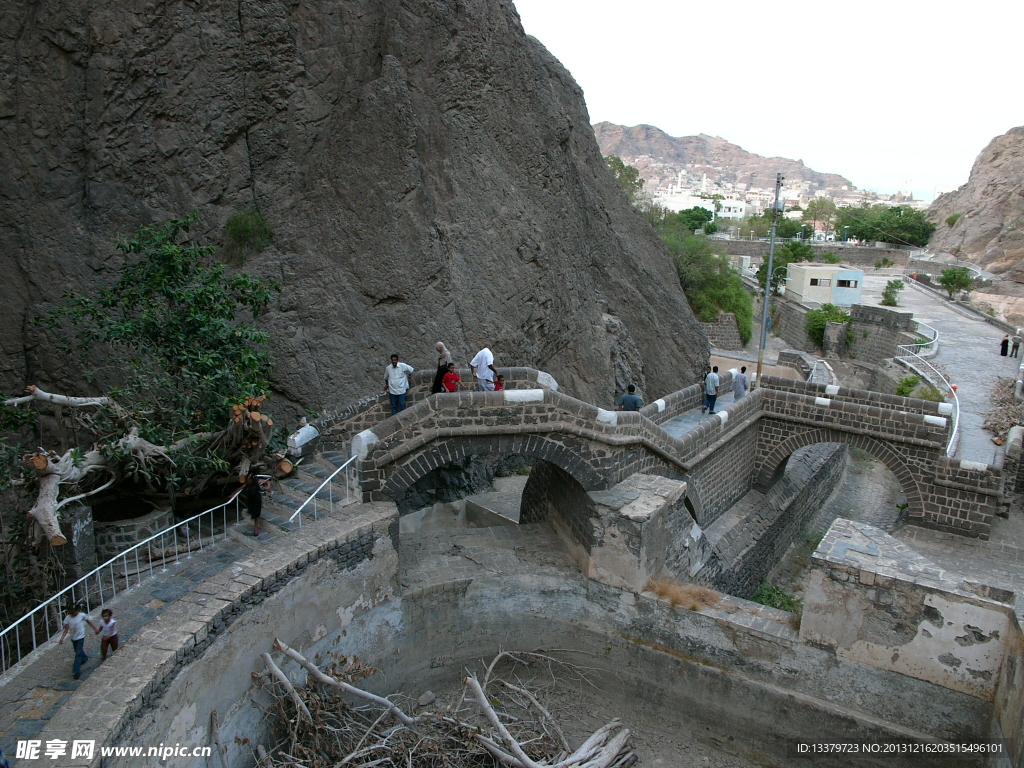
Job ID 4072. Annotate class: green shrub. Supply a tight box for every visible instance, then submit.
[820,251,841,264]
[224,207,273,261]
[874,257,895,269]
[946,213,962,227]
[805,303,851,348]
[913,384,945,402]
[881,279,905,306]
[895,375,920,397]
[751,581,802,613]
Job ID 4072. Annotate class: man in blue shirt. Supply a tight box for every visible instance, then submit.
[703,366,720,415]
[617,384,643,411]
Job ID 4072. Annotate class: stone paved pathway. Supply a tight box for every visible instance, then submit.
[0,515,288,756]
[860,274,1019,465]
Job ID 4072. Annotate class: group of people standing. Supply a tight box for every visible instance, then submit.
[616,364,751,416]
[1000,332,1023,358]
[384,343,507,416]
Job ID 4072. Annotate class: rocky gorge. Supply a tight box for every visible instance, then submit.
[0,0,708,414]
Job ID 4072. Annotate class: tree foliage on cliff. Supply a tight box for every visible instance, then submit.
[2,214,282,546]
[604,155,643,203]
[658,230,753,345]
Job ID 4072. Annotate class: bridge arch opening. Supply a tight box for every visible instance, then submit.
[755,429,921,521]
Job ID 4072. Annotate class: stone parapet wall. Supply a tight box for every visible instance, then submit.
[759,374,949,417]
[293,367,558,457]
[699,312,744,350]
[39,502,399,768]
[721,240,908,265]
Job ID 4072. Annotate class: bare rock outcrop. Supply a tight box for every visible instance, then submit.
[594,122,853,192]
[0,0,708,414]
[928,126,1024,283]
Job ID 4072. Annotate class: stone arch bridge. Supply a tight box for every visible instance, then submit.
[317,370,1000,542]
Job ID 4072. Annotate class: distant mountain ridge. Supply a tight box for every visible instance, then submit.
[594,122,854,192]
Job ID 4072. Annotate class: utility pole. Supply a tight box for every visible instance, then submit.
[755,173,784,389]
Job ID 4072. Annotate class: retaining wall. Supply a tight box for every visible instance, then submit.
[699,312,744,350]
[92,508,174,564]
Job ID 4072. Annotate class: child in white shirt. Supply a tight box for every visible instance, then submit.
[95,608,119,660]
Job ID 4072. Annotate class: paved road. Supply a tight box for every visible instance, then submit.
[860,275,1020,465]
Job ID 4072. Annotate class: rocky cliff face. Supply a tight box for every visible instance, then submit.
[0,0,708,414]
[928,126,1024,283]
[594,122,853,192]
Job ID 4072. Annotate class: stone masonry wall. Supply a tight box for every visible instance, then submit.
[520,460,597,558]
[847,304,917,365]
[706,443,848,598]
[769,299,818,353]
[760,375,950,417]
[802,519,1016,701]
[92,508,174,564]
[699,312,744,350]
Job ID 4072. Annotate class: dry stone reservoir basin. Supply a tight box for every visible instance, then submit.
[91,504,1008,768]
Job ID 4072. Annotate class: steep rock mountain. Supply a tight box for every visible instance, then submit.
[928,126,1024,282]
[0,0,708,413]
[594,122,853,192]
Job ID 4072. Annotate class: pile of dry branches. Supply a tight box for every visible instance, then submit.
[245,640,635,768]
[983,376,1024,441]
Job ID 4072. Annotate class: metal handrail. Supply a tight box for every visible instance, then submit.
[894,345,960,456]
[288,455,357,527]
[1,493,243,680]
[904,322,939,357]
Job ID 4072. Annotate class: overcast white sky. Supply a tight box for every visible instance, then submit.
[513,0,1022,202]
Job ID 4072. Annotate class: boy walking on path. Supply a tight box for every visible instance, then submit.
[59,604,98,679]
[384,354,414,414]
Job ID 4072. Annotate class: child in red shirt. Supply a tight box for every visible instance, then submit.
[441,363,461,392]
[494,375,505,391]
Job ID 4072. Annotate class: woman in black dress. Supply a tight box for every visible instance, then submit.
[431,342,453,394]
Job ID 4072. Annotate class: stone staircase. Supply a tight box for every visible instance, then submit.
[226,451,356,545]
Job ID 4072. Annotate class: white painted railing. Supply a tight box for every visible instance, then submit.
[288,455,357,527]
[906,322,939,357]
[894,345,960,456]
[1,493,245,680]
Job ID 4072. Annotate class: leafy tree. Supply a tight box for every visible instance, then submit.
[805,303,851,348]
[604,156,643,203]
[803,198,838,236]
[881,279,905,306]
[835,204,935,246]
[820,251,841,264]
[775,217,802,238]
[936,266,975,299]
[4,214,282,545]
[676,206,716,233]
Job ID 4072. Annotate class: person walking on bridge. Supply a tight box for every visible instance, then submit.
[703,366,721,415]
[732,366,749,401]
[385,354,414,414]
[470,346,497,391]
[617,384,643,411]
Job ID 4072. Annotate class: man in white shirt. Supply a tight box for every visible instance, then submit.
[470,346,497,391]
[384,354,414,415]
[732,366,749,401]
[59,604,98,679]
